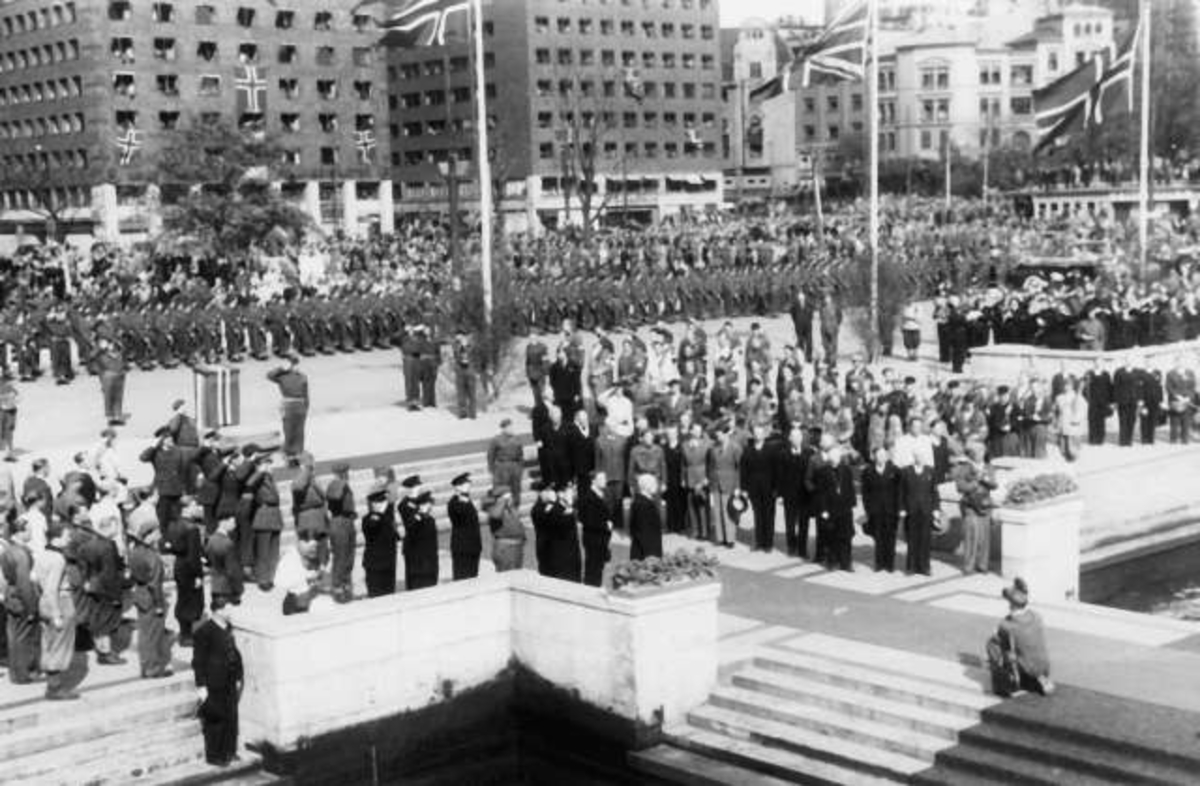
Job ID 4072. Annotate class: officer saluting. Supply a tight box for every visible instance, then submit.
[266,353,308,465]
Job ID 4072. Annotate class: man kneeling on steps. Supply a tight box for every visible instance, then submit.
[987,577,1055,697]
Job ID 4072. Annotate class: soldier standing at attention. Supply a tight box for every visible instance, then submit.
[403,490,439,590]
[400,325,422,411]
[487,418,524,505]
[267,353,309,464]
[127,518,173,679]
[361,482,399,597]
[453,330,478,420]
[447,473,482,580]
[417,327,441,410]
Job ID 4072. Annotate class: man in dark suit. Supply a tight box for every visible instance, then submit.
[739,423,778,552]
[564,410,596,494]
[779,427,816,559]
[899,451,940,576]
[1138,366,1164,445]
[1112,363,1140,447]
[814,442,856,571]
[1083,361,1113,446]
[629,473,663,561]
[192,600,244,767]
[140,429,188,540]
[579,471,612,587]
[447,473,482,580]
[861,445,901,572]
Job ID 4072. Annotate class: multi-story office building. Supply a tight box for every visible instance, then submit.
[725,3,1119,200]
[0,0,393,248]
[388,0,726,231]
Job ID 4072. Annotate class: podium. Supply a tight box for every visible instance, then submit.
[194,364,241,429]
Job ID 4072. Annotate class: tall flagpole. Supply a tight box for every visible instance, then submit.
[1137,0,1151,276]
[868,0,880,360]
[472,0,494,326]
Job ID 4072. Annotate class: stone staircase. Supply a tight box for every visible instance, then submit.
[914,684,1200,785]
[0,671,280,785]
[630,632,999,785]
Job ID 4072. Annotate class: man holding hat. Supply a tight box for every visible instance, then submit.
[487,418,525,506]
[988,577,1054,696]
[403,490,439,590]
[448,473,482,580]
[127,517,173,679]
[361,481,399,597]
[266,353,309,464]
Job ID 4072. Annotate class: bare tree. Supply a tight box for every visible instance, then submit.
[552,64,624,240]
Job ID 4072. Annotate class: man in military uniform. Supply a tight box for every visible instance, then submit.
[88,336,128,426]
[266,353,309,463]
[416,326,440,409]
[487,417,525,505]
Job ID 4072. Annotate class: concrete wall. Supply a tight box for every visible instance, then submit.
[233,570,720,754]
[969,339,1200,383]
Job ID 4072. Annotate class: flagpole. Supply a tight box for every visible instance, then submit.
[471,0,493,327]
[868,0,880,361]
[1138,0,1151,276]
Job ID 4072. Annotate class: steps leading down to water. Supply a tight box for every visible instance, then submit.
[914,683,1200,786]
[0,670,281,786]
[630,632,998,785]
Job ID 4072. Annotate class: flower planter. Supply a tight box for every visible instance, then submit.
[610,576,719,599]
[996,493,1084,603]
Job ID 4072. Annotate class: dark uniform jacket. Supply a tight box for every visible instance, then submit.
[362,505,399,572]
[192,618,243,694]
[448,495,482,557]
[140,443,188,497]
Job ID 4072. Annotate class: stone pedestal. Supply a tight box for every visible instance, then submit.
[997,494,1084,603]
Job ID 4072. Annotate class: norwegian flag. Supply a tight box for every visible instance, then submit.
[355,0,470,47]
[115,128,143,166]
[354,129,378,163]
[235,65,268,114]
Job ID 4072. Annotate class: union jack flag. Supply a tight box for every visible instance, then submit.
[354,129,378,162]
[115,128,143,166]
[794,0,869,87]
[1033,22,1139,156]
[355,0,469,47]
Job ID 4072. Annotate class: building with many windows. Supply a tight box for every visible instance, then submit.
[0,0,393,248]
[388,0,726,231]
[726,3,1120,201]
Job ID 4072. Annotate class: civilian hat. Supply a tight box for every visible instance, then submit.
[401,475,422,489]
[1002,577,1030,607]
[726,490,750,521]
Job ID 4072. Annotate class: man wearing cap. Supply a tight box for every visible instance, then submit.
[1,517,41,684]
[400,326,423,410]
[140,428,188,541]
[416,326,441,410]
[485,486,524,572]
[127,517,173,679]
[487,418,525,506]
[195,431,226,534]
[291,453,329,572]
[192,598,244,767]
[88,335,127,426]
[326,462,357,603]
[246,450,283,591]
[362,482,399,597]
[170,501,206,647]
[403,490,439,590]
[165,398,201,492]
[453,330,478,420]
[266,353,309,463]
[448,473,482,581]
[989,577,1054,696]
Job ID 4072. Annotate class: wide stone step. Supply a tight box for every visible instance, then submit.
[686,704,928,782]
[8,718,202,784]
[778,633,993,695]
[629,742,810,785]
[730,667,973,741]
[957,723,1199,785]
[707,686,950,763]
[0,671,193,736]
[0,688,197,761]
[116,752,282,786]
[931,742,1119,786]
[752,649,994,720]
[663,726,907,786]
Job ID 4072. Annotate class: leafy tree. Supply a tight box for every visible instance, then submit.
[151,120,311,259]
